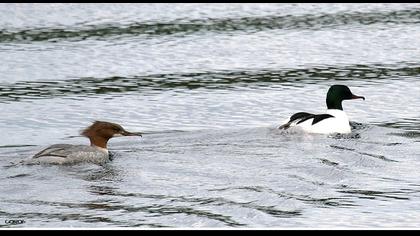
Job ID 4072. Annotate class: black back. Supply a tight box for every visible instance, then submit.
[289,112,313,122]
[296,114,334,125]
[279,112,334,130]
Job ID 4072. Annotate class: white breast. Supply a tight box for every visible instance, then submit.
[293,109,351,134]
[93,146,109,155]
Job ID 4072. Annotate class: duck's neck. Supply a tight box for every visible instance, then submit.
[88,136,109,150]
[326,99,343,110]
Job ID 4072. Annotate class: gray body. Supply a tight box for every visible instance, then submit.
[24,144,110,165]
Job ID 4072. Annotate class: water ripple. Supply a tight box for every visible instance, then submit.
[0,63,418,103]
[1,8,419,43]
[337,189,412,201]
[329,145,397,162]
[87,185,301,221]
[375,118,420,139]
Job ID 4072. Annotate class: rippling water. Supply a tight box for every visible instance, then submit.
[1,3,420,228]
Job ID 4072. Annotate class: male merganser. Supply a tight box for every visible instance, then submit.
[24,121,142,165]
[279,85,365,134]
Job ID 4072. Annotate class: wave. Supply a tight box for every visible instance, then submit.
[0,63,418,103]
[1,8,419,43]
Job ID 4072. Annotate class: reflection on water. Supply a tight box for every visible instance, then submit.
[1,3,420,228]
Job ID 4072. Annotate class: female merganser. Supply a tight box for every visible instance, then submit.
[279,85,365,134]
[24,121,142,165]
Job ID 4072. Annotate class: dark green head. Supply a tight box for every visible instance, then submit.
[326,85,365,110]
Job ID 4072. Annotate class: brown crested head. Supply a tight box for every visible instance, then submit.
[81,121,142,149]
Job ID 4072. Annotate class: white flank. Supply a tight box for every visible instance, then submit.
[288,109,351,134]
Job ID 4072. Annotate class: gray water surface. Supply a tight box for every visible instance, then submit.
[1,3,420,228]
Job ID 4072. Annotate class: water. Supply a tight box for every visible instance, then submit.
[1,3,420,228]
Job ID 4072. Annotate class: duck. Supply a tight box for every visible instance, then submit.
[279,85,365,134]
[23,121,142,165]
